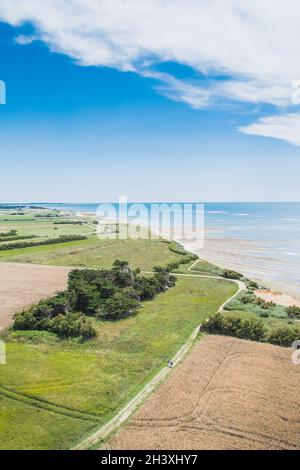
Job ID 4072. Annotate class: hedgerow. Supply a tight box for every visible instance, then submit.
[0,234,87,251]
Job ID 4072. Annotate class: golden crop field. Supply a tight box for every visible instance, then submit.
[106,335,300,450]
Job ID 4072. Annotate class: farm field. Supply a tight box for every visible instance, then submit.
[105,335,300,450]
[0,263,70,330]
[0,276,236,449]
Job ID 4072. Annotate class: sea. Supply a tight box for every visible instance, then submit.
[25,202,300,300]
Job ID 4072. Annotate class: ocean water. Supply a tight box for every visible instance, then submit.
[28,202,300,298]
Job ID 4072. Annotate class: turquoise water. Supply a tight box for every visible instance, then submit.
[26,202,300,298]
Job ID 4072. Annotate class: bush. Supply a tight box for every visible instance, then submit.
[223,270,243,280]
[202,312,267,342]
[248,280,260,289]
[259,312,269,318]
[254,296,276,309]
[267,327,300,347]
[50,313,96,338]
[286,305,300,319]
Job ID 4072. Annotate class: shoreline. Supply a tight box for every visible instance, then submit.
[177,237,300,307]
[75,209,300,306]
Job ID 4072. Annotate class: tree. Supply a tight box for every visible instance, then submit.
[97,292,140,320]
[111,260,135,288]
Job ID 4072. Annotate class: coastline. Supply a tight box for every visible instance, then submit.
[75,209,300,305]
[179,236,300,305]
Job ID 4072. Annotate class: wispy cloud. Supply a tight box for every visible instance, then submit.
[1,0,300,142]
[239,113,300,147]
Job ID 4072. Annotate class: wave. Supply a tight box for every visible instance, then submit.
[207,211,228,214]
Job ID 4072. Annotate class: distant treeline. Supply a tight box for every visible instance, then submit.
[35,214,61,218]
[0,235,87,251]
[54,221,83,225]
[0,235,39,243]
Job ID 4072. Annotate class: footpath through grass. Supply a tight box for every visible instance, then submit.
[0,276,236,450]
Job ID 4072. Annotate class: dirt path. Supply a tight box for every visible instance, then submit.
[0,262,70,331]
[73,271,244,450]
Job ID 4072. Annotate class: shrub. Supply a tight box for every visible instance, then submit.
[248,280,260,289]
[254,296,276,309]
[50,313,96,338]
[267,327,300,347]
[259,312,269,318]
[286,305,300,319]
[13,308,42,331]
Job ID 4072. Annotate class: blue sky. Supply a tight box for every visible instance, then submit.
[0,2,300,202]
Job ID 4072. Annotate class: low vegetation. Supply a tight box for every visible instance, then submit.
[203,311,300,346]
[211,290,300,346]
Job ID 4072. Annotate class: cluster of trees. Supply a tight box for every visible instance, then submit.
[13,260,177,339]
[0,234,87,251]
[202,312,300,347]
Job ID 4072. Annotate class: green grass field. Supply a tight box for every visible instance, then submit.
[0,236,183,270]
[0,211,186,270]
[0,276,236,450]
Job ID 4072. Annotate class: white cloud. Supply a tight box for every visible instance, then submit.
[239,113,300,147]
[1,0,300,143]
